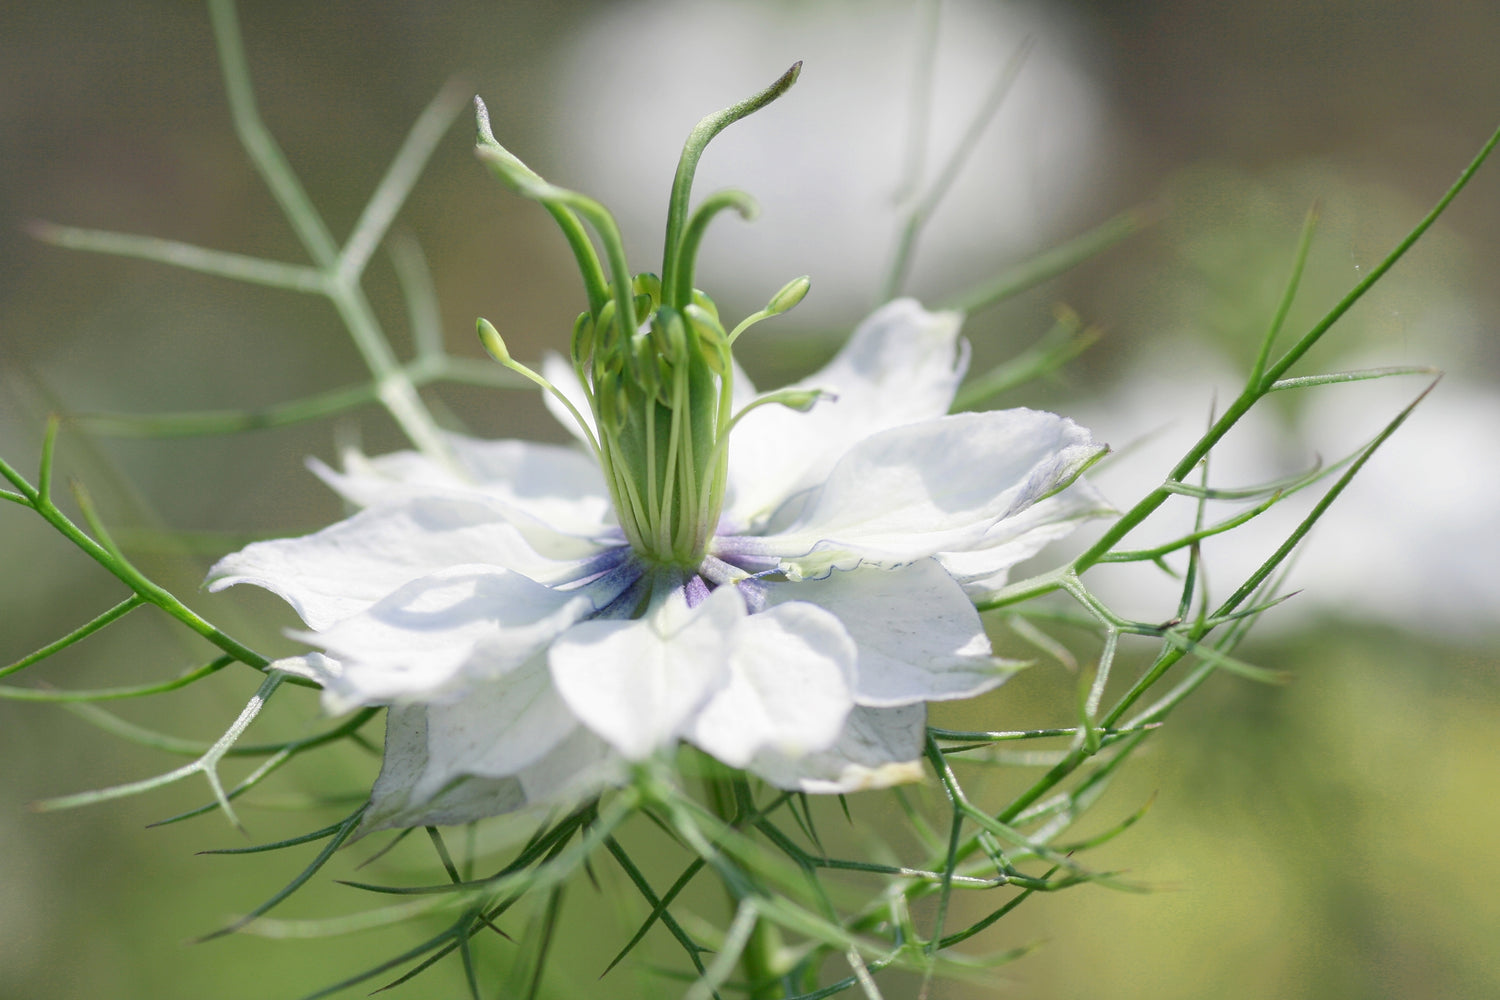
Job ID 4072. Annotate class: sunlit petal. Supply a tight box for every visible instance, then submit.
[750,704,927,794]
[725,299,967,527]
[687,600,856,767]
[772,560,1021,707]
[549,584,742,759]
[737,408,1103,578]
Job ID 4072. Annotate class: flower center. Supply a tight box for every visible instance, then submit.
[471,64,815,570]
[585,278,733,567]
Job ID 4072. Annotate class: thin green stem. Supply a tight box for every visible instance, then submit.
[950,308,1095,410]
[892,0,941,206]
[206,0,339,268]
[1248,202,1320,385]
[1065,123,1497,578]
[0,654,233,701]
[207,0,447,459]
[941,205,1155,314]
[0,595,145,678]
[25,223,326,292]
[672,190,759,308]
[883,35,1033,302]
[339,78,471,281]
[389,233,446,362]
[1263,122,1500,386]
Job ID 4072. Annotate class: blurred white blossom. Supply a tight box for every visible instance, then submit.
[549,0,1111,320]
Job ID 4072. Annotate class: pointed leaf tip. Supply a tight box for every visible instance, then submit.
[473,95,496,145]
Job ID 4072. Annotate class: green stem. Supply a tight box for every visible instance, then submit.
[206,0,449,461]
[882,37,1032,302]
[703,773,782,999]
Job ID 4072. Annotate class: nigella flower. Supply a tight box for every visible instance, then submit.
[207,79,1109,831]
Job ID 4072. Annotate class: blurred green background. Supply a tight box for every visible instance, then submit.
[2,1,1497,998]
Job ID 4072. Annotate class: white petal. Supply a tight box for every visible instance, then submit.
[269,651,343,688]
[207,498,607,630]
[730,354,758,412]
[770,560,1019,707]
[725,299,967,527]
[687,601,856,767]
[549,584,742,759]
[739,409,1104,578]
[360,704,527,833]
[414,654,578,801]
[938,478,1114,594]
[308,565,614,711]
[321,434,613,537]
[516,727,624,804]
[360,705,620,834]
[749,704,927,794]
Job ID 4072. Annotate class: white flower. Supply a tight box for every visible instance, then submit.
[208,299,1107,831]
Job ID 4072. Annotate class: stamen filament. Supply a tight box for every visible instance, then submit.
[656,362,686,561]
[477,318,602,461]
[674,370,702,560]
[697,360,737,538]
[644,389,659,544]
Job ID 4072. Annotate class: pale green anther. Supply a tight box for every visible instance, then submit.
[648,310,673,359]
[632,335,659,399]
[684,304,730,377]
[607,379,630,436]
[633,293,654,325]
[653,355,675,408]
[599,342,624,378]
[729,387,828,429]
[571,311,594,366]
[727,275,813,344]
[691,289,720,321]
[669,309,693,365]
[696,337,729,378]
[767,275,812,315]
[596,299,619,349]
[683,303,726,341]
[476,316,510,363]
[633,271,661,302]
[768,387,823,412]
